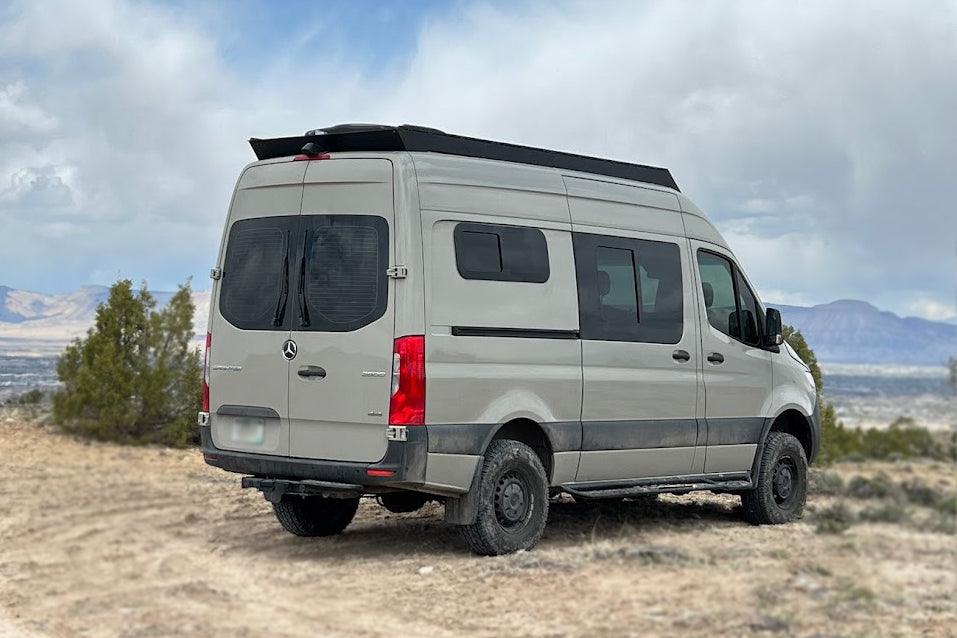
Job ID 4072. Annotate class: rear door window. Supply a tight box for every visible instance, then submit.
[298,215,389,332]
[219,216,296,330]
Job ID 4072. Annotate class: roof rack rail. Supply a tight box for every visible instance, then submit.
[249,125,679,191]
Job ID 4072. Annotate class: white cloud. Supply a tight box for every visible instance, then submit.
[0,0,955,322]
[906,296,957,321]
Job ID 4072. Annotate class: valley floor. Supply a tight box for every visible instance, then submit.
[0,415,955,637]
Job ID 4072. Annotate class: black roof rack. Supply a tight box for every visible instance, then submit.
[248,124,679,191]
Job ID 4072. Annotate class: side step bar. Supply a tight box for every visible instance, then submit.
[562,476,753,501]
[241,477,363,503]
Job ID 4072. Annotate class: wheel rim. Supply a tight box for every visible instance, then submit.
[495,470,531,530]
[772,456,797,505]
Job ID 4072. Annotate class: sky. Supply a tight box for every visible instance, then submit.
[0,0,955,320]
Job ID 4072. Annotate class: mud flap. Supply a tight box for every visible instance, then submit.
[443,462,483,525]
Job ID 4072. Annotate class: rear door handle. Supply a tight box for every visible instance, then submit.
[707,352,725,364]
[297,365,327,379]
[672,349,691,362]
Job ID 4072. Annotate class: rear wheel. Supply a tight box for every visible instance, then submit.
[273,496,360,537]
[741,432,807,525]
[461,440,549,556]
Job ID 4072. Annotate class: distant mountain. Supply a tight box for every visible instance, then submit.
[0,285,210,357]
[776,300,957,366]
[1,285,954,365]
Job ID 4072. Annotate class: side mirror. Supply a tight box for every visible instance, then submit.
[765,308,784,346]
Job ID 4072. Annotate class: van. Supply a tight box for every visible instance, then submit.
[199,124,819,555]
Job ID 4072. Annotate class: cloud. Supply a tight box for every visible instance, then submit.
[0,0,954,321]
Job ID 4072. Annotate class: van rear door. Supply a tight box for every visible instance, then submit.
[287,159,396,462]
[209,162,306,456]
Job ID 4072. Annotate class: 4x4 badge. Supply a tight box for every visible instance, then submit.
[281,339,298,361]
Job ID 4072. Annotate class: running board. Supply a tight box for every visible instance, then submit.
[562,476,752,501]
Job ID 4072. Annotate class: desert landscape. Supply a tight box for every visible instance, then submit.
[1,408,954,638]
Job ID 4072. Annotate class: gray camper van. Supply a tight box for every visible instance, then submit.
[200,125,819,555]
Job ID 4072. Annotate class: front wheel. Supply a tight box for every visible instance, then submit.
[273,495,360,537]
[741,432,808,525]
[461,440,549,556]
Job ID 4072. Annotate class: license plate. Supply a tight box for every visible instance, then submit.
[231,418,265,444]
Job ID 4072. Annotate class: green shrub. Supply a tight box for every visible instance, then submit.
[808,469,844,495]
[932,493,956,515]
[16,388,45,405]
[859,503,909,523]
[53,279,202,447]
[846,472,901,501]
[814,503,856,534]
[899,479,943,507]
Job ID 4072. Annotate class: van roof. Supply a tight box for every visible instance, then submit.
[248,124,680,192]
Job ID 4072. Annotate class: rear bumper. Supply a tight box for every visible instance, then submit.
[200,425,428,490]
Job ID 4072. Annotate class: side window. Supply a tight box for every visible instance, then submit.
[735,270,762,346]
[300,215,389,332]
[219,216,294,330]
[574,232,683,344]
[454,223,549,283]
[596,246,639,327]
[696,250,764,346]
[696,251,736,338]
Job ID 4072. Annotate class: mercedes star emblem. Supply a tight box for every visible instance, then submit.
[281,339,298,360]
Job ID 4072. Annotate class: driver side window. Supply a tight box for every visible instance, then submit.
[696,250,763,347]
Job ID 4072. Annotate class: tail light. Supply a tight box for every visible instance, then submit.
[389,335,425,425]
[202,332,211,413]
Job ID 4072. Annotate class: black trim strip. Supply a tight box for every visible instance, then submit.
[216,405,281,419]
[705,417,766,446]
[451,326,580,339]
[581,419,700,451]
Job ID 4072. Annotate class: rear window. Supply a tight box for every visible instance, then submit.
[219,217,293,330]
[300,215,389,332]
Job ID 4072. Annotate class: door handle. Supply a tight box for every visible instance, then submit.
[672,349,691,362]
[707,352,725,364]
[297,365,327,379]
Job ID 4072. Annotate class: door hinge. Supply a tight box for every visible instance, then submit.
[210,267,222,280]
[386,266,408,279]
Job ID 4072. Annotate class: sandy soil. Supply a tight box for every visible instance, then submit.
[1,414,954,638]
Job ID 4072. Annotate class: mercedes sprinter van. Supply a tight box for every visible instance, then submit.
[200,124,819,555]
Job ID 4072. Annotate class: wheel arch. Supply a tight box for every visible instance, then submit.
[762,408,816,466]
[487,418,554,480]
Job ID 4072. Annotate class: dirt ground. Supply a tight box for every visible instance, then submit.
[1,414,954,638]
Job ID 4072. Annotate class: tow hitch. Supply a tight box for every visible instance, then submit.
[241,477,363,503]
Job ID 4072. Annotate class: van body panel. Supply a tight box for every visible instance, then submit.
[577,447,697,482]
[682,212,729,249]
[703,444,759,473]
[569,221,700,481]
[413,153,571,224]
[565,176,685,236]
[424,453,480,494]
[391,153,427,339]
[690,239,773,473]
[421,210,582,427]
[208,162,307,456]
[287,158,396,463]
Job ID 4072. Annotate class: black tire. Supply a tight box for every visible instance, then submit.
[741,432,808,525]
[377,492,431,513]
[461,440,549,556]
[272,496,360,537]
